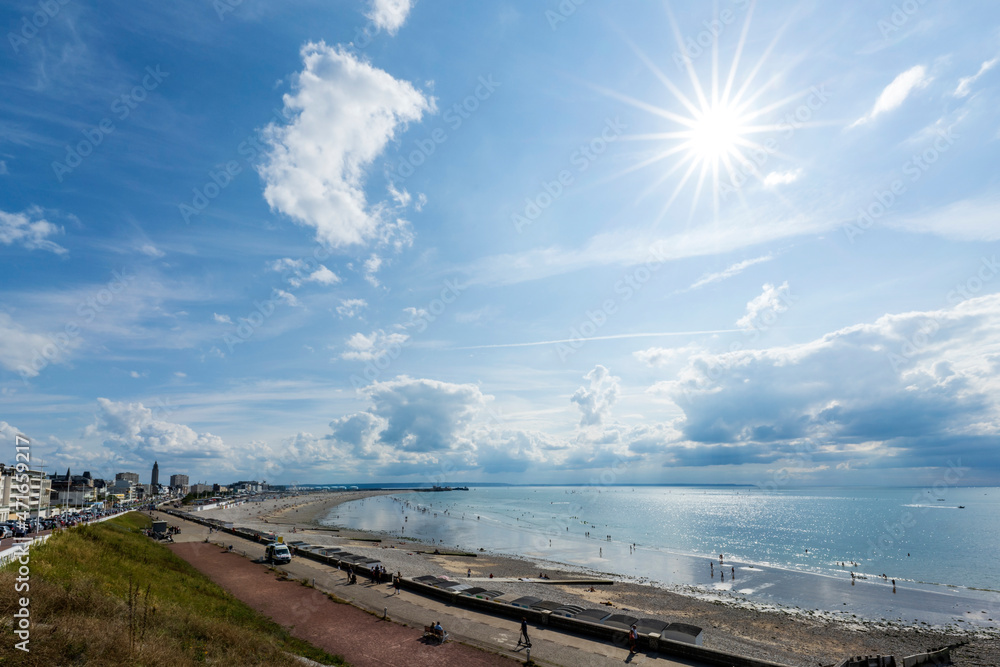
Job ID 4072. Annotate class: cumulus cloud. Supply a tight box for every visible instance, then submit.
[341,329,409,361]
[86,398,227,458]
[736,282,794,331]
[763,169,802,187]
[570,365,620,427]
[213,313,233,324]
[663,293,1000,471]
[258,42,433,248]
[851,65,931,127]
[954,57,998,98]
[268,257,341,287]
[0,206,67,254]
[367,0,414,36]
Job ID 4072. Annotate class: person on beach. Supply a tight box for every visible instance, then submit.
[519,617,531,646]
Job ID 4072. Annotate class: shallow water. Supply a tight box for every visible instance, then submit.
[324,485,1000,626]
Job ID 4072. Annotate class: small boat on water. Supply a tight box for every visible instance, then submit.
[958,505,965,509]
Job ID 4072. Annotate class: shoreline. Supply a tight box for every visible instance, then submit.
[200,492,1000,666]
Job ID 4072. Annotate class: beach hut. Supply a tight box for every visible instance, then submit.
[509,596,543,609]
[550,604,584,618]
[529,600,563,612]
[575,609,613,623]
[459,587,487,597]
[634,619,669,635]
[662,622,704,646]
[603,613,639,631]
[474,590,505,600]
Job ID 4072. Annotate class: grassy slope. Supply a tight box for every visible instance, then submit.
[0,513,348,666]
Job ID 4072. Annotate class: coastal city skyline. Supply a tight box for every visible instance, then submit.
[3,1,1000,487]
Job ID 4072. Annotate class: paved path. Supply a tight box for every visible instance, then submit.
[162,511,710,667]
[171,541,512,667]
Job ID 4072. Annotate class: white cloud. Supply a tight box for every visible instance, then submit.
[634,343,702,368]
[0,161,8,175]
[689,254,773,290]
[336,298,368,318]
[273,289,300,307]
[213,312,233,324]
[763,169,802,187]
[341,329,410,361]
[954,57,998,98]
[0,312,75,377]
[0,207,67,254]
[138,243,165,258]
[86,398,227,458]
[851,65,931,127]
[259,42,434,248]
[363,254,383,287]
[661,294,1000,475]
[366,0,414,36]
[0,421,24,445]
[268,257,341,287]
[737,282,793,331]
[885,194,1000,241]
[570,365,620,427]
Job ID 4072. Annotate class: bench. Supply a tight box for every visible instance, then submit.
[422,625,448,643]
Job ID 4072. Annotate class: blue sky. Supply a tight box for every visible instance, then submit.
[2,0,999,487]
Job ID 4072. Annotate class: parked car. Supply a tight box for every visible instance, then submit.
[0,525,11,539]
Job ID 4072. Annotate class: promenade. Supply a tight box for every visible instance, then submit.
[161,510,711,667]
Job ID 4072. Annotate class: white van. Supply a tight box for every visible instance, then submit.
[264,542,292,564]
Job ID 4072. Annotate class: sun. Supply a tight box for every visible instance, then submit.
[594,5,812,222]
[686,103,748,165]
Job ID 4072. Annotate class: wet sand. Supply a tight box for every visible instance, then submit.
[200,493,1000,666]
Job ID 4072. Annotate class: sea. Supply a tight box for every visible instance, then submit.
[323,485,1000,628]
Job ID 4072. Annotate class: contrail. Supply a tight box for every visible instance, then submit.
[452,329,744,350]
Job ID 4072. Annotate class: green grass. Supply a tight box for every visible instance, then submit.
[0,513,348,666]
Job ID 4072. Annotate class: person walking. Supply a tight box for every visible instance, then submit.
[628,624,638,654]
[518,617,531,647]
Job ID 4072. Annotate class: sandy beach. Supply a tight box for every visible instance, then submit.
[199,492,999,667]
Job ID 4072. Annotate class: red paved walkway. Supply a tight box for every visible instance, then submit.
[170,542,516,667]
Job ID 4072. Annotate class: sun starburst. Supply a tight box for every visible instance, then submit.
[596,3,818,224]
